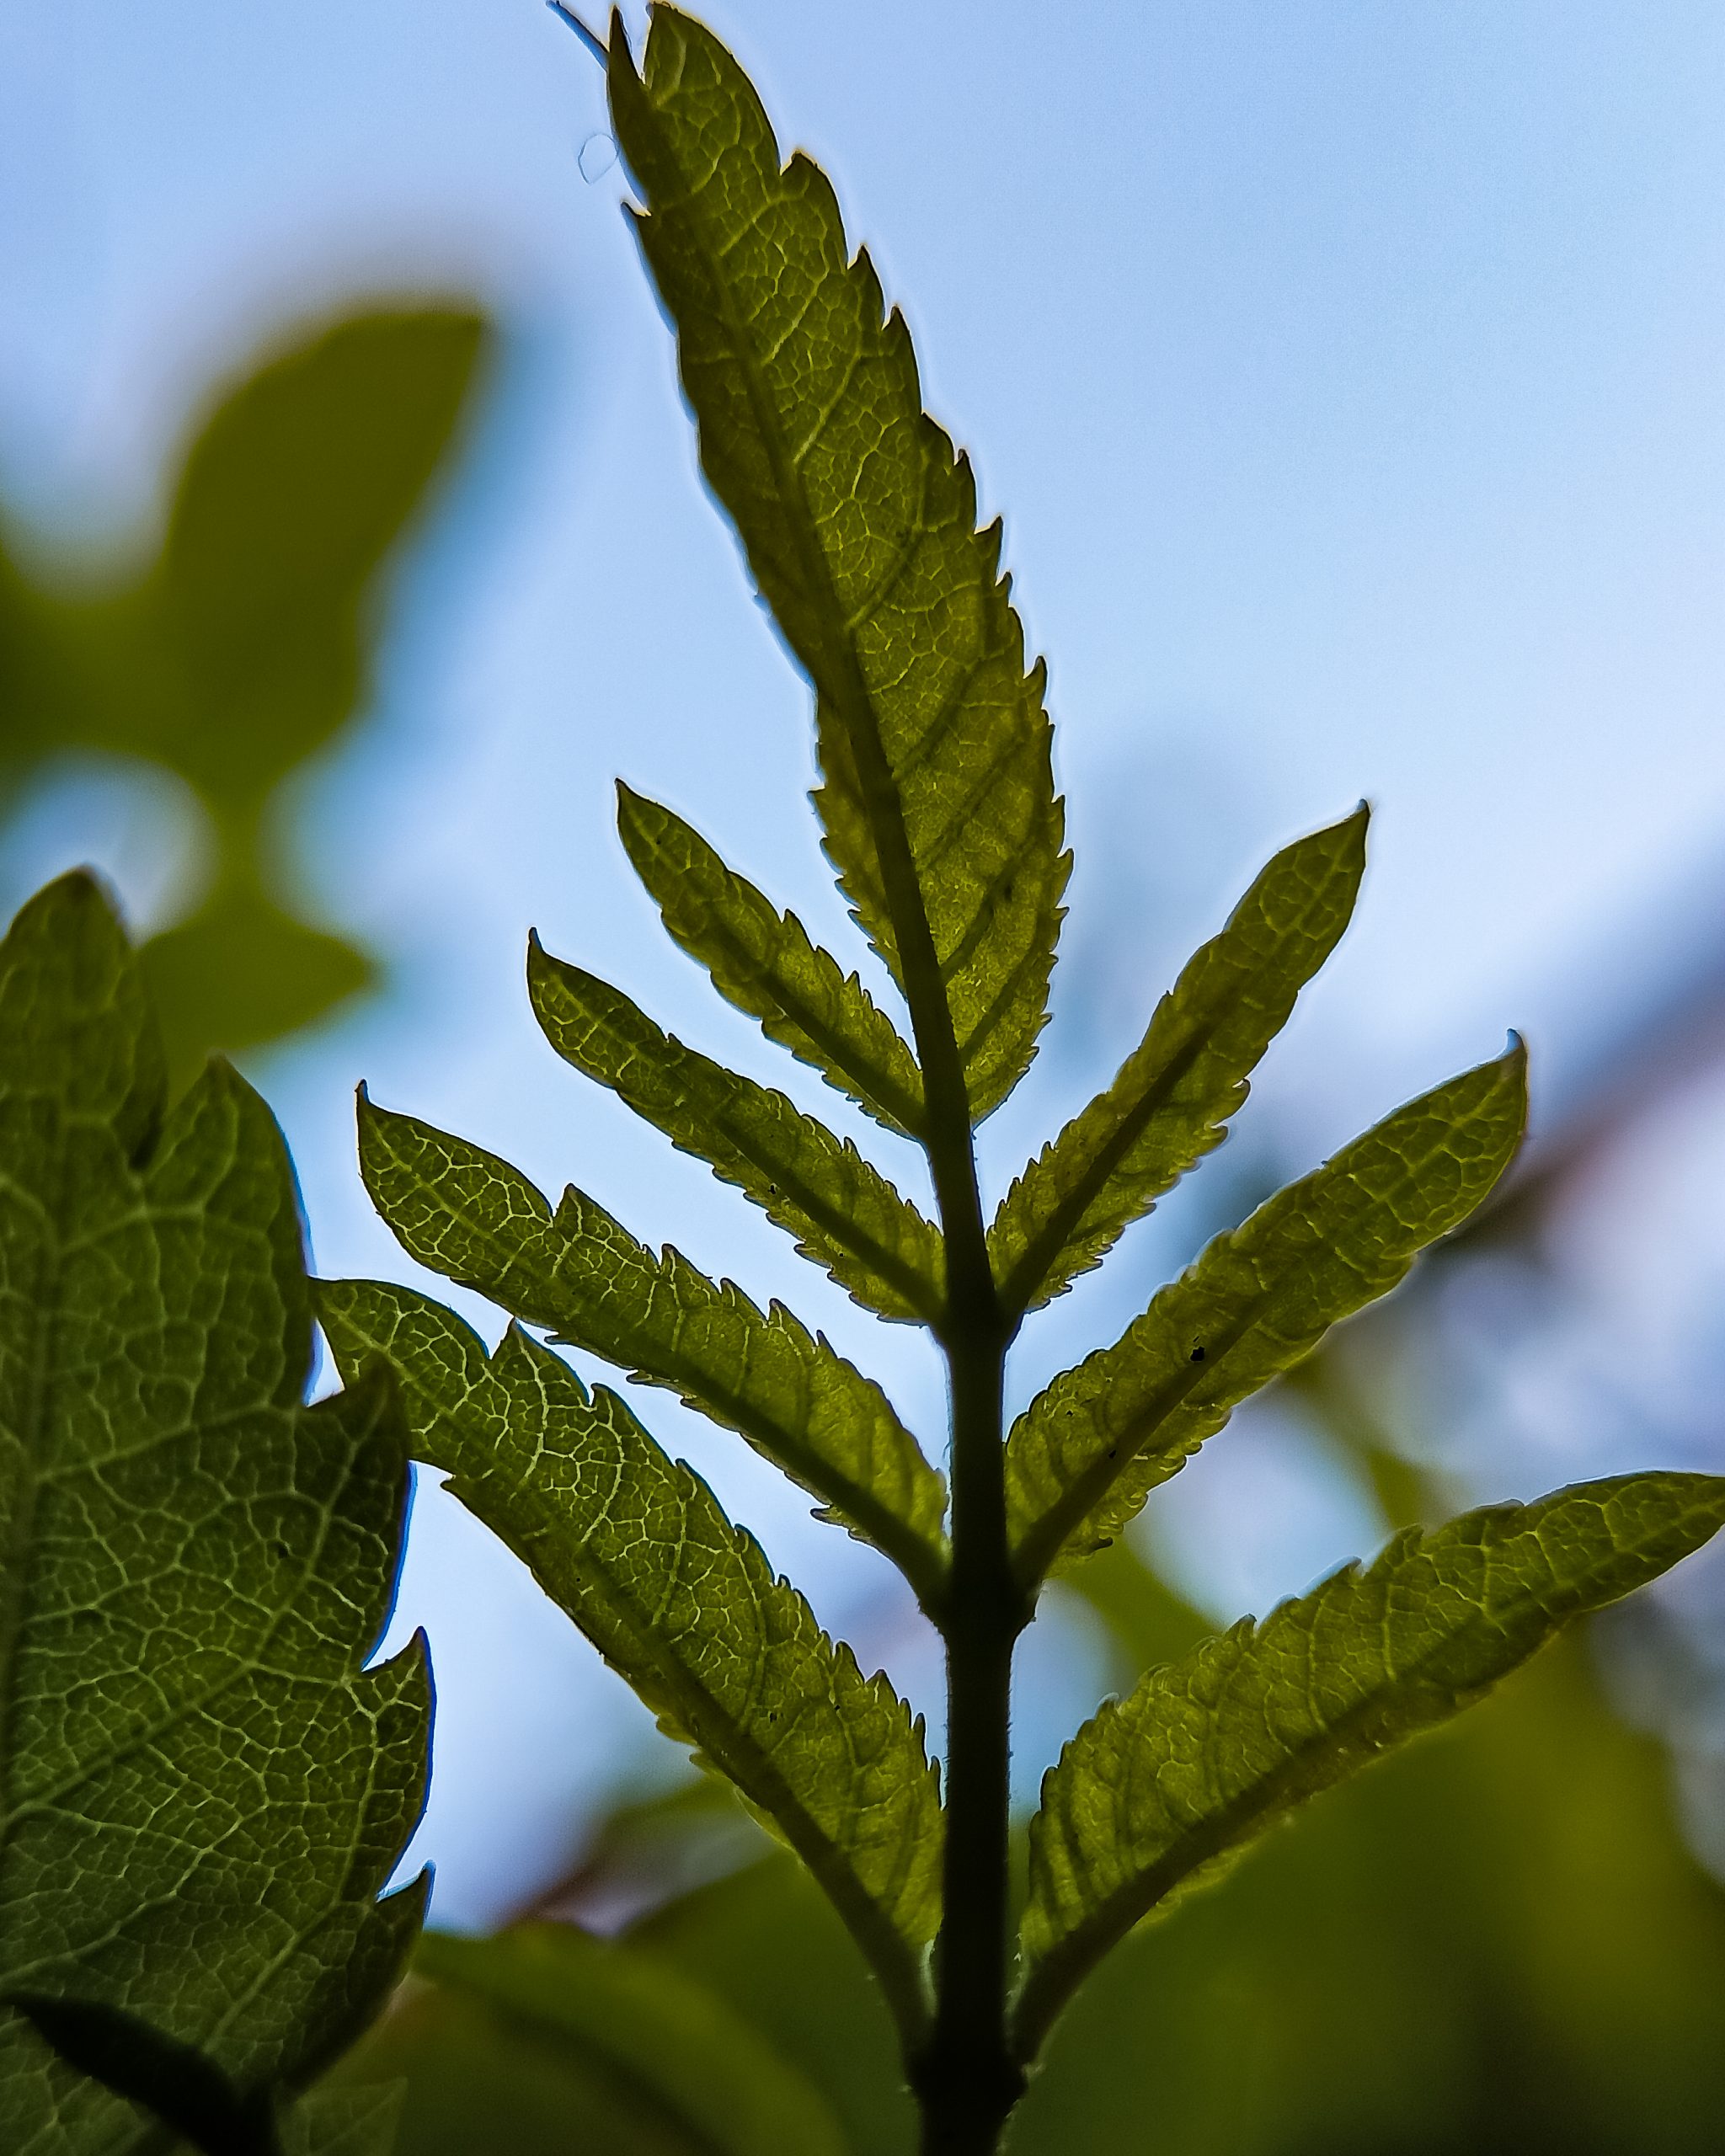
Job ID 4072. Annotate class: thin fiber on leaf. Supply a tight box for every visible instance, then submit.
[991,808,1368,1314]
[1015,1473,1725,2055]
[0,875,428,2153]
[318,1282,941,2045]
[607,8,1069,1122]
[617,783,927,1139]
[527,934,943,1322]
[1007,1044,1528,1582]
[355,1097,946,1597]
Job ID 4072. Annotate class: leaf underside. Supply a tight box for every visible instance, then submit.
[0,874,428,2152]
[354,1095,945,1593]
[1006,1043,1529,1583]
[318,1280,942,2042]
[617,784,927,1140]
[989,808,1368,1315]
[527,937,944,1324]
[1015,1472,1725,2053]
[608,6,1069,1123]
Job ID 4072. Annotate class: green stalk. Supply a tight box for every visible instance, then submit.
[912,1105,1028,2154]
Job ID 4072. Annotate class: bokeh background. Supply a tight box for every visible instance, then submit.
[6,3,1725,2148]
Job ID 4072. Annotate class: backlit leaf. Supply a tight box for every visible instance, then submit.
[528,936,943,1322]
[991,810,1367,1314]
[1007,1044,1527,1582]
[318,1282,942,2042]
[1014,1473,1725,2055]
[617,783,927,1139]
[0,874,429,2152]
[354,1097,945,1595]
[607,8,1069,1121]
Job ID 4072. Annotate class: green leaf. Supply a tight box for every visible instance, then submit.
[404,1924,848,2156]
[317,1283,942,2045]
[617,783,927,1139]
[607,8,1069,1123]
[990,809,1368,1315]
[0,874,430,2153]
[1007,1043,1528,1582]
[353,1096,946,1596]
[283,2084,404,2156]
[1013,1472,1725,2057]
[527,936,944,1322]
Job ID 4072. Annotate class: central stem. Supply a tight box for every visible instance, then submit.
[916,1315,1025,2155]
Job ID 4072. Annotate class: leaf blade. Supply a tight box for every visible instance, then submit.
[0,873,429,2152]
[1014,1471,1725,2055]
[606,7,1069,1120]
[527,936,944,1322]
[354,1097,947,1597]
[318,1284,942,2044]
[991,809,1368,1313]
[617,782,927,1139]
[1007,1043,1529,1582]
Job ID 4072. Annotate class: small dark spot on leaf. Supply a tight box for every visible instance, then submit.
[1189,1346,1205,1363]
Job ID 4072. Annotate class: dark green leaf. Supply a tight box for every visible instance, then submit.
[0,874,430,2152]
[1014,1472,1725,2056]
[1007,1044,1528,1582]
[607,8,1069,1122]
[4,1997,280,2156]
[407,1924,847,2156]
[317,1283,941,2044]
[528,936,944,1322]
[991,810,1368,1314]
[353,1097,946,1594]
[617,783,927,1139]
[283,2084,405,2156]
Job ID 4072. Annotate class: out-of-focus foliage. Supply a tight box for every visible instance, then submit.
[0,305,489,1079]
[0,875,428,2150]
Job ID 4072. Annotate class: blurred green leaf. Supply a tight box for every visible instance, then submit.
[1,304,490,1075]
[382,1931,845,2156]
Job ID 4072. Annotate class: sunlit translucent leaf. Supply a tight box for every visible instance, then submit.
[1014,1473,1725,2056]
[608,8,1069,1122]
[617,784,927,1139]
[527,936,943,1321]
[403,1925,847,2156]
[1007,1045,1527,1582]
[318,1283,941,2041]
[991,809,1368,1314]
[0,874,429,2152]
[354,1097,945,1593]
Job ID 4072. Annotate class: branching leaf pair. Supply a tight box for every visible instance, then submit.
[322,8,1725,2151]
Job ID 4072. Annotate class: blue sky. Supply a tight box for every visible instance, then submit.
[5,0,1725,1919]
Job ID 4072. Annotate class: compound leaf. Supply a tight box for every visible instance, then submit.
[608,8,1069,1123]
[991,808,1368,1315]
[355,1097,946,1597]
[617,783,927,1139]
[317,1283,942,2043]
[1007,1043,1527,1582]
[527,936,943,1322]
[1014,1472,1725,2055]
[0,874,429,2153]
